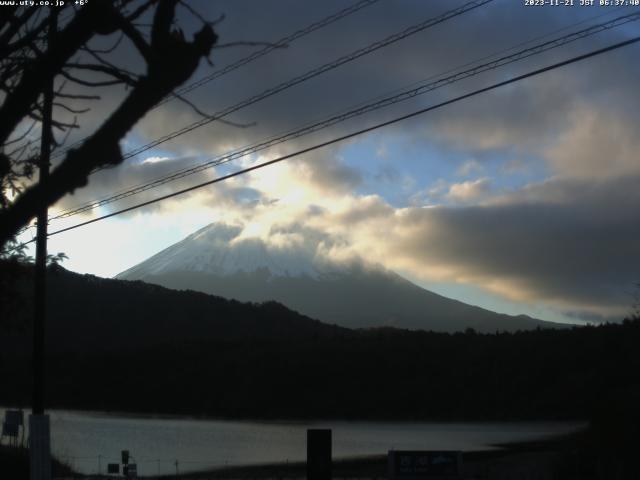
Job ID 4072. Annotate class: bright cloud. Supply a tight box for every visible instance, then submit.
[445,178,492,203]
[40,1,640,324]
[142,156,172,164]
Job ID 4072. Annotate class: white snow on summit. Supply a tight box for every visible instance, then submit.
[118,223,350,280]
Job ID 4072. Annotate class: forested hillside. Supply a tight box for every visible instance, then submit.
[1,262,639,421]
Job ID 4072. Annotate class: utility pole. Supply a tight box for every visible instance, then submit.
[30,8,56,480]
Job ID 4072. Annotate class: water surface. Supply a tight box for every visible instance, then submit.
[0,408,583,476]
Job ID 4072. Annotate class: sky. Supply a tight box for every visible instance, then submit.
[16,0,640,325]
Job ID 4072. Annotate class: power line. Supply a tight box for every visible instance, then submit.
[166,0,382,103]
[49,11,640,221]
[119,0,494,159]
[49,0,496,217]
[52,0,381,159]
[75,0,494,173]
[43,35,640,239]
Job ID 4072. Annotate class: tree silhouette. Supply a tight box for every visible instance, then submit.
[631,282,640,321]
[0,0,218,251]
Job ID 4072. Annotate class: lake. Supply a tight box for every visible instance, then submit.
[0,408,583,476]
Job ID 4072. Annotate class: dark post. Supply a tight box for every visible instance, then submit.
[33,8,56,418]
[307,429,332,480]
[30,9,56,480]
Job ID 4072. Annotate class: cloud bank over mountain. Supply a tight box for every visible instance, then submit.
[47,1,640,323]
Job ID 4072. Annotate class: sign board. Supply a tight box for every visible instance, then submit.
[388,451,462,479]
[107,463,120,474]
[2,421,19,437]
[5,410,23,426]
[124,463,137,478]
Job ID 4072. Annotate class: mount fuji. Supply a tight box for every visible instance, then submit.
[117,223,561,332]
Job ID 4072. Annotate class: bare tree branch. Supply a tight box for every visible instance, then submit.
[179,2,224,28]
[0,8,40,57]
[2,120,37,147]
[113,14,153,63]
[0,2,218,247]
[54,92,101,100]
[125,0,158,23]
[59,68,128,87]
[53,102,91,115]
[64,62,139,86]
[80,31,125,55]
[171,91,256,128]
[0,2,116,144]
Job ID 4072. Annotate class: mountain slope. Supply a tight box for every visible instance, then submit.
[117,223,561,332]
[0,262,348,355]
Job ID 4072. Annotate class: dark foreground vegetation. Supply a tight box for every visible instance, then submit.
[177,428,640,480]
[0,446,73,479]
[18,321,640,421]
[1,262,639,421]
[3,430,638,480]
[1,264,640,477]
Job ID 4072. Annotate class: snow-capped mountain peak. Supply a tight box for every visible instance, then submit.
[117,222,558,333]
[118,223,347,280]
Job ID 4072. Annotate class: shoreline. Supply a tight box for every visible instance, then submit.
[0,408,587,479]
[1,404,588,425]
[159,430,588,479]
[5,426,626,479]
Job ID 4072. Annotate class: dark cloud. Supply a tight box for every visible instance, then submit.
[46,1,640,320]
[55,155,263,217]
[388,174,640,317]
[124,0,583,155]
[295,149,363,193]
[52,0,640,164]
[55,1,640,183]
[334,195,393,226]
